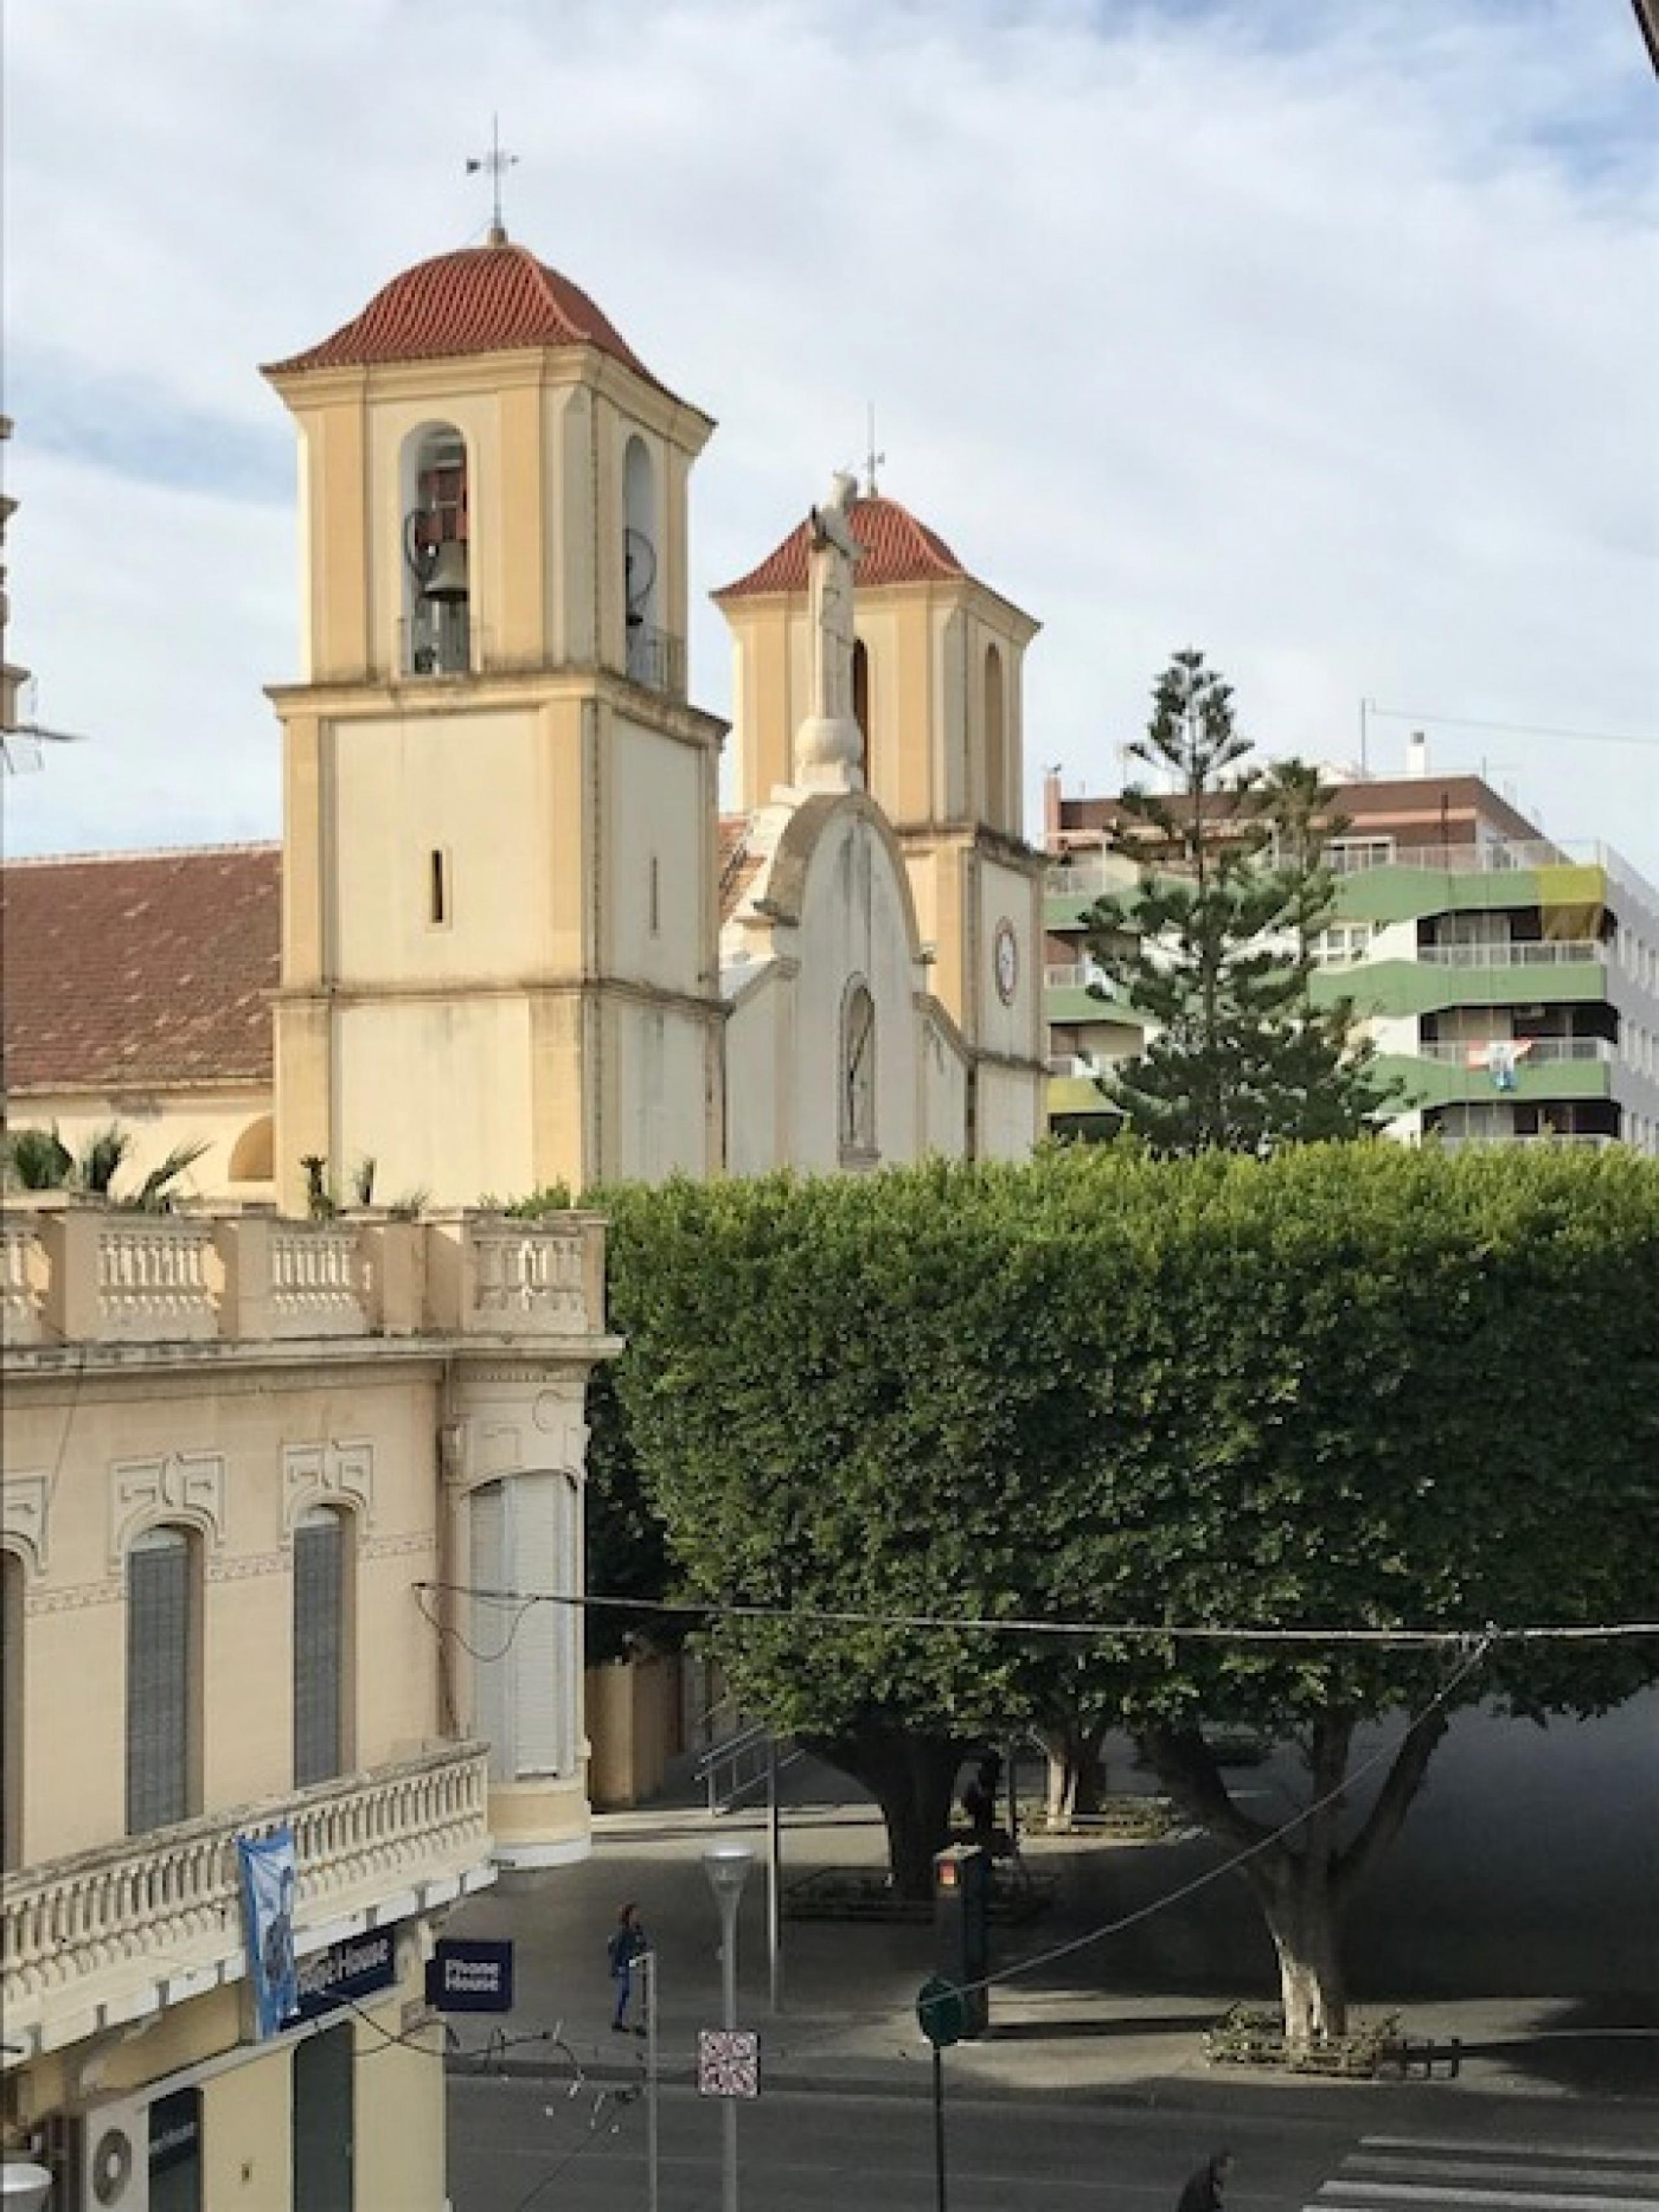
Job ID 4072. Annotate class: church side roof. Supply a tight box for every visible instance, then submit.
[1,846,280,1095]
[264,240,663,389]
[718,814,763,923]
[714,494,966,600]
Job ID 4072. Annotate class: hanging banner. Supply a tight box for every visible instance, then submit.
[237,1826,299,2040]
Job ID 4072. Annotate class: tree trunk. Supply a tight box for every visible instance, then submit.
[1040,1723,1108,1831]
[808,1723,964,1901]
[1249,1858,1349,2048]
[1141,1701,1453,2058]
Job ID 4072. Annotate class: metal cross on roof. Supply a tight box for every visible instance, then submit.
[467,116,520,246]
[863,403,885,499]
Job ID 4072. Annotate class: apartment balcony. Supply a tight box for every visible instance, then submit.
[1417,939,1602,970]
[0,1204,610,1358]
[1376,1041,1615,1112]
[1,1743,493,2064]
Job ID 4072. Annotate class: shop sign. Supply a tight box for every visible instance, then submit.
[294,1926,400,2022]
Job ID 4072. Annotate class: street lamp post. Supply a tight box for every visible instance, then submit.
[702,1842,755,2212]
[630,1948,659,2212]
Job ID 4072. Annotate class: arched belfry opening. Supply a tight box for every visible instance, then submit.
[852,638,871,790]
[402,424,471,674]
[623,435,663,688]
[983,641,1007,832]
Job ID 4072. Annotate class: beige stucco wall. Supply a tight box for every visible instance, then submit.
[5,1354,443,1867]
[6,1088,275,1203]
[335,996,537,1204]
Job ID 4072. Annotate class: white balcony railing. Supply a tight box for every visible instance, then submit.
[1418,939,1603,969]
[1435,1131,1618,1153]
[1415,1037,1614,1067]
[1047,1054,1100,1079]
[268,1223,367,1338]
[2,1743,492,2062]
[3,1205,609,1355]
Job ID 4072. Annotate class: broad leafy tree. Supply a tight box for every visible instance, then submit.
[589,1147,1659,2043]
[1082,650,1391,1151]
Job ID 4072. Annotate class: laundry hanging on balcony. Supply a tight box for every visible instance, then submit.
[1465,1038,1533,1091]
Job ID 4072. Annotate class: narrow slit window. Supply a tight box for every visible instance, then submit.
[430,849,450,926]
[649,855,660,937]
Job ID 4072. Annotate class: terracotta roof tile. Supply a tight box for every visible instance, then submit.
[265,240,662,387]
[715,495,966,600]
[1,847,279,1095]
[717,814,764,924]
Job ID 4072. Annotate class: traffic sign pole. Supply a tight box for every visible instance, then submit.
[932,2040,947,2212]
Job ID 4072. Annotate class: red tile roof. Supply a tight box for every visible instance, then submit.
[715,495,966,600]
[1,847,280,1095]
[717,814,763,923]
[265,240,662,387]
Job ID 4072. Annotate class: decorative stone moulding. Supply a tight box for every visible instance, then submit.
[282,1439,375,1536]
[108,1452,227,1571]
[1,1471,50,1577]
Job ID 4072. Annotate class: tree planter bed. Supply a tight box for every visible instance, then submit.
[784,1866,1055,1926]
[1205,2003,1402,2078]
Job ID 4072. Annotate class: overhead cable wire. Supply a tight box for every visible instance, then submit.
[413,1579,1659,1649]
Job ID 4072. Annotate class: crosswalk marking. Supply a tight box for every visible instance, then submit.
[1316,2184,1659,2212]
[1360,2139,1659,2169]
[1306,2132,1659,2212]
[1355,2160,1659,2195]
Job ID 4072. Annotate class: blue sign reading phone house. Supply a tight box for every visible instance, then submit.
[426,1937,515,2013]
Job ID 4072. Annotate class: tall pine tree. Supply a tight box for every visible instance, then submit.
[1083,649,1392,1153]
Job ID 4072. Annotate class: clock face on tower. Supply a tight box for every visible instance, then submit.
[994,919,1019,1005]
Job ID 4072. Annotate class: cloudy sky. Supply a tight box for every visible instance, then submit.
[7,0,1658,876]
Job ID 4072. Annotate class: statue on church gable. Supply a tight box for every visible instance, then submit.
[795,471,864,792]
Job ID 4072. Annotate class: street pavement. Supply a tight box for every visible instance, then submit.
[447,2080,1659,2210]
[441,1695,1658,2202]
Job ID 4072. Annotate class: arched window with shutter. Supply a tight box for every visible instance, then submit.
[126,1527,199,1834]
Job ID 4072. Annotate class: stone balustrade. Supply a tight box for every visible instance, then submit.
[0,1201,609,1352]
[1,1744,491,2060]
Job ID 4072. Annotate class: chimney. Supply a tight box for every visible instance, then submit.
[1406,729,1429,778]
[1043,765,1062,840]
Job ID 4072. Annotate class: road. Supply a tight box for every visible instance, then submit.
[447,2077,1659,2212]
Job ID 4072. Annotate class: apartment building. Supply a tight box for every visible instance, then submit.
[1041,767,1659,1153]
[1,1201,614,2209]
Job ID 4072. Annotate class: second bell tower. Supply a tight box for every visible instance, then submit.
[264,234,726,1210]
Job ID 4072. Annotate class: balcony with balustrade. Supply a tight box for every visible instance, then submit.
[1,1742,492,2065]
[0,1203,612,1363]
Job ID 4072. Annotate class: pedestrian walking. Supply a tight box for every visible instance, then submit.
[607,1902,649,2034]
[1176,2151,1233,2212]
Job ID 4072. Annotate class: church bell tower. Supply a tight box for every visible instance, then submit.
[263,233,726,1210]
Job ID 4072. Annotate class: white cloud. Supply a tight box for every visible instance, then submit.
[6,0,1657,870]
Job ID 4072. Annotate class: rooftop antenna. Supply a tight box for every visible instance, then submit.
[467,116,519,246]
[863,404,885,499]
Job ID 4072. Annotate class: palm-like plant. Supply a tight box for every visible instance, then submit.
[5,1125,74,1189]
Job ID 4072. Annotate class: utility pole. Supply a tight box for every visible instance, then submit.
[767,1738,783,2012]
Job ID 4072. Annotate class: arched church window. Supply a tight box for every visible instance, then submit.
[853,639,871,790]
[402,424,471,676]
[623,435,663,689]
[983,642,1007,833]
[840,980,877,1164]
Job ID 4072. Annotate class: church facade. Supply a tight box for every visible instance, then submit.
[5,232,1045,1203]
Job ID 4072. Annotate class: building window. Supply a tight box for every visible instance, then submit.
[1311,921,1373,967]
[292,2021,354,2212]
[2,1550,21,1870]
[402,423,471,676]
[294,1506,351,1788]
[429,848,450,927]
[126,1527,198,1834]
[470,1475,580,1784]
[983,642,1006,832]
[840,980,877,1162]
[853,639,871,788]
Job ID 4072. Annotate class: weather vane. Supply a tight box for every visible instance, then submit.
[467,115,519,245]
[863,403,885,498]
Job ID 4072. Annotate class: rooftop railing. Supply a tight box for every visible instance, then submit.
[0,1204,609,1355]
